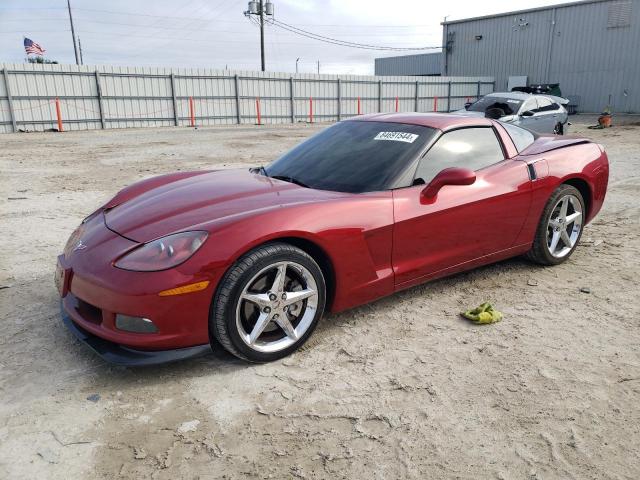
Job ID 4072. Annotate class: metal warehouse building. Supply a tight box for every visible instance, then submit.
[376,0,639,113]
[442,0,640,113]
[375,52,443,76]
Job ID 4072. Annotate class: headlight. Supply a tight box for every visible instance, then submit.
[114,231,208,272]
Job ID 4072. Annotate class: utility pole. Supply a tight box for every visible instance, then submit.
[67,0,80,65]
[317,60,320,74]
[296,57,300,74]
[259,0,265,71]
[78,37,84,64]
[245,1,274,72]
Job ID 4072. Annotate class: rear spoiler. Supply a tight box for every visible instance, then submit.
[520,136,591,156]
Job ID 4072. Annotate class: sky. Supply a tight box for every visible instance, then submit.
[0,0,581,74]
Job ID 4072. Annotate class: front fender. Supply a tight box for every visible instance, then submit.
[194,193,396,313]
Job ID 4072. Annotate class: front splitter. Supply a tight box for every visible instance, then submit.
[61,303,212,366]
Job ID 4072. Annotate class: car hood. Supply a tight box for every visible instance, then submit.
[104,169,347,242]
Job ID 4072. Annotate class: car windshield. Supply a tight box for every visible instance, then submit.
[265,121,436,193]
[467,96,523,116]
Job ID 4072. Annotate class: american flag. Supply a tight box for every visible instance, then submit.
[24,37,45,56]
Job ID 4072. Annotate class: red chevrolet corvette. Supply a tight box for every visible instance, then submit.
[56,113,609,365]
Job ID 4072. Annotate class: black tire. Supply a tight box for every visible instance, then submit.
[210,242,326,362]
[526,184,585,265]
[553,123,564,135]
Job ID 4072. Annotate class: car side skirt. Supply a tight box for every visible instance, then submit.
[394,242,531,292]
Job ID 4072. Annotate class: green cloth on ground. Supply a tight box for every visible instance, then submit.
[461,302,503,324]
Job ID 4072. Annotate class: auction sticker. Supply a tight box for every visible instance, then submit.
[374,131,419,143]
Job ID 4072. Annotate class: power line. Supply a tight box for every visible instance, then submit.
[66,17,430,37]
[124,0,236,60]
[270,19,441,51]
[0,30,70,34]
[0,6,65,10]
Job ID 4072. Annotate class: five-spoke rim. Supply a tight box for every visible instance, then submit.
[546,194,583,258]
[235,261,318,353]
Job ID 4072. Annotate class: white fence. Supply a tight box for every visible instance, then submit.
[0,63,495,134]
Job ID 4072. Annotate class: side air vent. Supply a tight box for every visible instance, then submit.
[608,1,632,28]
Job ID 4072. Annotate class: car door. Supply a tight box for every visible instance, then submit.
[533,96,558,133]
[517,97,539,131]
[392,126,532,288]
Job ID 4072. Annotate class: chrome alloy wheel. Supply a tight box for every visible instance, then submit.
[235,261,318,353]
[546,194,583,258]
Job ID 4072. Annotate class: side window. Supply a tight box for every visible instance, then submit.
[533,97,553,112]
[541,100,560,112]
[414,128,505,184]
[521,98,538,114]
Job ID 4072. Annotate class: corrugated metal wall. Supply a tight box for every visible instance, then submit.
[375,53,443,76]
[443,0,640,113]
[0,63,493,134]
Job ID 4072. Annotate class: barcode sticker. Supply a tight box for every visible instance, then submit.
[373,131,419,143]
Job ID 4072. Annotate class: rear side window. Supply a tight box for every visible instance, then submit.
[534,97,559,112]
[501,123,535,152]
[414,127,505,184]
[521,98,537,113]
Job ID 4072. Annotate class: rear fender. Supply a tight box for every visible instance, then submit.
[514,143,608,245]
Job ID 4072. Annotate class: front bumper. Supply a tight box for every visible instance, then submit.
[56,212,226,364]
[61,303,212,366]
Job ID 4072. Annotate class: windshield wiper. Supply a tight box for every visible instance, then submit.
[270,175,310,188]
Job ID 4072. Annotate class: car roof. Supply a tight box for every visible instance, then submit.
[348,112,494,130]
[485,91,532,100]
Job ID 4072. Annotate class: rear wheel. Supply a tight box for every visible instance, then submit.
[527,185,585,265]
[553,123,564,135]
[210,243,326,362]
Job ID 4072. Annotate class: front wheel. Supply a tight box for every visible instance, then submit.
[526,184,585,265]
[210,243,326,362]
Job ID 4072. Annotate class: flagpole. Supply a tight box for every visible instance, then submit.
[67,0,80,65]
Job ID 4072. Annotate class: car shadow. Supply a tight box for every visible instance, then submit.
[36,250,561,399]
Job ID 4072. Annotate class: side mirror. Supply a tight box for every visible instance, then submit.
[421,167,476,199]
[464,102,472,110]
[521,110,534,117]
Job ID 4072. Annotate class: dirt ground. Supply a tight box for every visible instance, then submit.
[1,117,639,479]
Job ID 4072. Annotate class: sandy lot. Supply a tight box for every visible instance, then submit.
[0,118,639,479]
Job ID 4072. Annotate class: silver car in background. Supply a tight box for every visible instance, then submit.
[455,92,569,135]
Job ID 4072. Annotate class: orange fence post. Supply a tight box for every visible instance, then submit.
[357,96,361,115]
[395,96,399,112]
[189,96,195,127]
[309,97,313,123]
[256,97,261,125]
[55,97,63,132]
[433,96,438,112]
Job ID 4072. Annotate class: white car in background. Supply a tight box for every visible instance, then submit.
[455,92,570,135]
